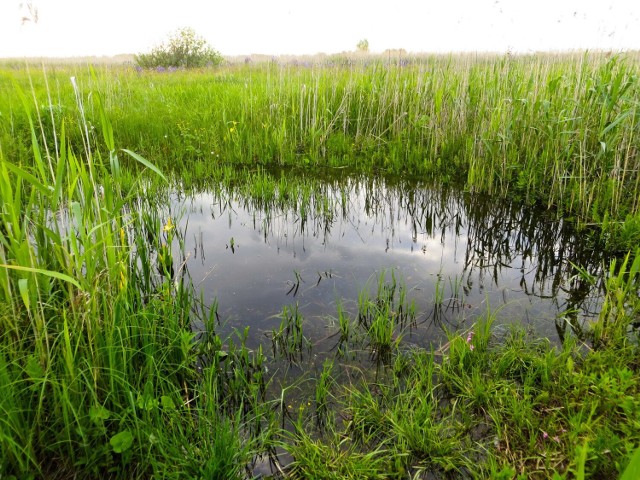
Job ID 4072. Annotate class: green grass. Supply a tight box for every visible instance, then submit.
[3,53,639,248]
[0,72,271,478]
[0,53,639,478]
[285,281,639,478]
[271,303,309,361]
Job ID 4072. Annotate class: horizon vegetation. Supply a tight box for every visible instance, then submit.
[0,50,639,478]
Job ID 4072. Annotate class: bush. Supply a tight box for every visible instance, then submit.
[135,27,223,69]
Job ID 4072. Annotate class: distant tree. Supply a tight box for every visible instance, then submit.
[135,27,223,69]
[356,39,369,53]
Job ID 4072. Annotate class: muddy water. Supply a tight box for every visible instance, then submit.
[172,175,604,351]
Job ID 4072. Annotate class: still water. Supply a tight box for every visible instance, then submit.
[169,174,604,351]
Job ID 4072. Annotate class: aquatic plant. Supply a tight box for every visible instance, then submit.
[271,303,309,361]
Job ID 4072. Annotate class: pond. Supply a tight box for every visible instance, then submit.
[166,173,606,356]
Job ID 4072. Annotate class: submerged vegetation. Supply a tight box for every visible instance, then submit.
[0,52,639,478]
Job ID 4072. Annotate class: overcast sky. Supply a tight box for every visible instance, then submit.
[1,0,638,58]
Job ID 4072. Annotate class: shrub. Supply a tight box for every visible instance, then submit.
[356,39,369,53]
[135,27,223,69]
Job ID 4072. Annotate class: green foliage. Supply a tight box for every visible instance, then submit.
[1,54,640,480]
[110,431,133,454]
[356,38,369,52]
[621,445,640,480]
[4,53,639,251]
[135,27,223,68]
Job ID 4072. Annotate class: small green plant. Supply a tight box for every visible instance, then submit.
[314,359,334,428]
[367,303,399,361]
[336,301,352,345]
[271,303,308,360]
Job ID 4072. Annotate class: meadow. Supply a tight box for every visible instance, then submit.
[0,52,639,479]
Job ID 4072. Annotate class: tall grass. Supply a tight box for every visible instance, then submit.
[0,72,268,478]
[4,53,638,246]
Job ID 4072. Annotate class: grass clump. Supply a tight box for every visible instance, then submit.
[0,75,267,479]
[281,254,639,478]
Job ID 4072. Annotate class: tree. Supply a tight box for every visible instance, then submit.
[135,27,223,69]
[356,39,369,53]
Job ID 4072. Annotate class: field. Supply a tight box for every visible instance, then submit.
[0,52,639,479]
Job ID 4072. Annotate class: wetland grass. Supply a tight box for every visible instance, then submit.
[356,270,418,361]
[271,303,309,361]
[1,54,639,478]
[4,54,638,248]
[284,277,639,478]
[0,76,269,479]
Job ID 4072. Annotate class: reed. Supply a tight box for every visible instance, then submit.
[0,71,269,478]
[3,53,639,249]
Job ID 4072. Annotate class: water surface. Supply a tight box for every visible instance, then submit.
[171,175,604,351]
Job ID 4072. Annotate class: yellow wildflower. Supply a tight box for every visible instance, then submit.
[163,217,175,232]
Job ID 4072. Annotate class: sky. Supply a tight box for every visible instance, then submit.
[0,0,639,58]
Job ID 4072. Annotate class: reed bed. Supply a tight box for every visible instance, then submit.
[3,53,638,247]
